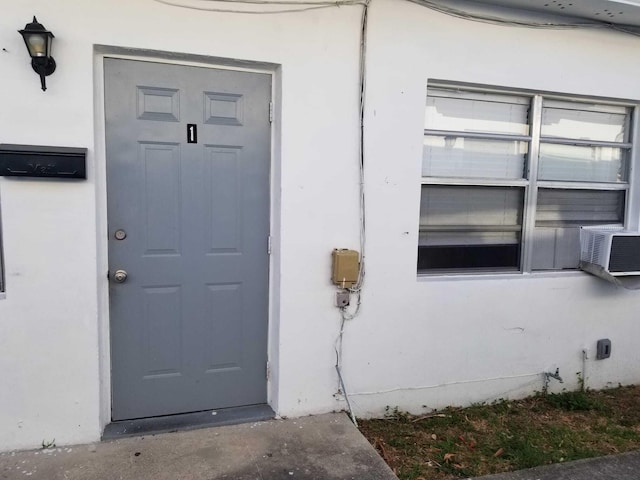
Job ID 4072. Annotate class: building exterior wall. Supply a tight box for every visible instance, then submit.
[348,0,640,416]
[1,0,640,452]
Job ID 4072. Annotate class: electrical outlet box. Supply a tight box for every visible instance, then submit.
[596,339,612,359]
[336,291,350,307]
[332,249,359,289]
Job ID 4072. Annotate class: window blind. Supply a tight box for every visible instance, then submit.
[535,189,624,226]
[426,90,530,135]
[419,185,523,246]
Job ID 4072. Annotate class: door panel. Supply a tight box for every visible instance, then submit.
[105,58,271,421]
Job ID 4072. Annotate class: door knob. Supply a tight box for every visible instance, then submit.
[113,269,128,283]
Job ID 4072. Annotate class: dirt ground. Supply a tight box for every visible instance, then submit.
[359,386,640,480]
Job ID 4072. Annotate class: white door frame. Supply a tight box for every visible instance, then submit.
[92,46,282,431]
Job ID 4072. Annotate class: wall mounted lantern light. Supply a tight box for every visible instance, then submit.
[19,17,56,91]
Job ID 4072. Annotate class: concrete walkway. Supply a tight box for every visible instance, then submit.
[0,413,397,480]
[474,450,640,480]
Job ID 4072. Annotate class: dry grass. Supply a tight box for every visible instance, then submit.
[359,385,640,480]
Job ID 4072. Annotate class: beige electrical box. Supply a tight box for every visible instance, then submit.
[332,249,360,288]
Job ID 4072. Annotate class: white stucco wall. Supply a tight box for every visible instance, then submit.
[341,0,640,417]
[1,0,640,452]
[0,0,362,451]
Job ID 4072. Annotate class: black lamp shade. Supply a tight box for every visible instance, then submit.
[18,16,56,91]
[19,17,54,59]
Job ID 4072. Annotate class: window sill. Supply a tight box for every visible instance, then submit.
[417,270,587,283]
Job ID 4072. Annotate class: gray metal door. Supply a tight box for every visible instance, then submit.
[105,58,271,421]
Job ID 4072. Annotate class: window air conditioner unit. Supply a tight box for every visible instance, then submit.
[580,226,640,276]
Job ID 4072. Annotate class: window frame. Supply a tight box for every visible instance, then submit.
[420,82,638,276]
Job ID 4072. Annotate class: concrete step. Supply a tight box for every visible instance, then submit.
[0,412,398,480]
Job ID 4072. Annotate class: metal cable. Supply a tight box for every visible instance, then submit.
[154,0,365,13]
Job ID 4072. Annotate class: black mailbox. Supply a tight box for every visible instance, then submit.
[0,144,87,179]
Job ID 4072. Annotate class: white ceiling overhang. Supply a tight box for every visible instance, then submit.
[468,0,640,27]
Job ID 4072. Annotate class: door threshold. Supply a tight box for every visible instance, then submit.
[102,404,275,440]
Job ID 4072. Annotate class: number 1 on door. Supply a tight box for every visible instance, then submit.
[187,124,197,144]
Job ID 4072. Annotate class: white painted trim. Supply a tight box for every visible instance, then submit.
[625,105,640,230]
[417,270,588,282]
[93,51,110,433]
[268,65,283,414]
[0,187,5,297]
[93,47,281,433]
